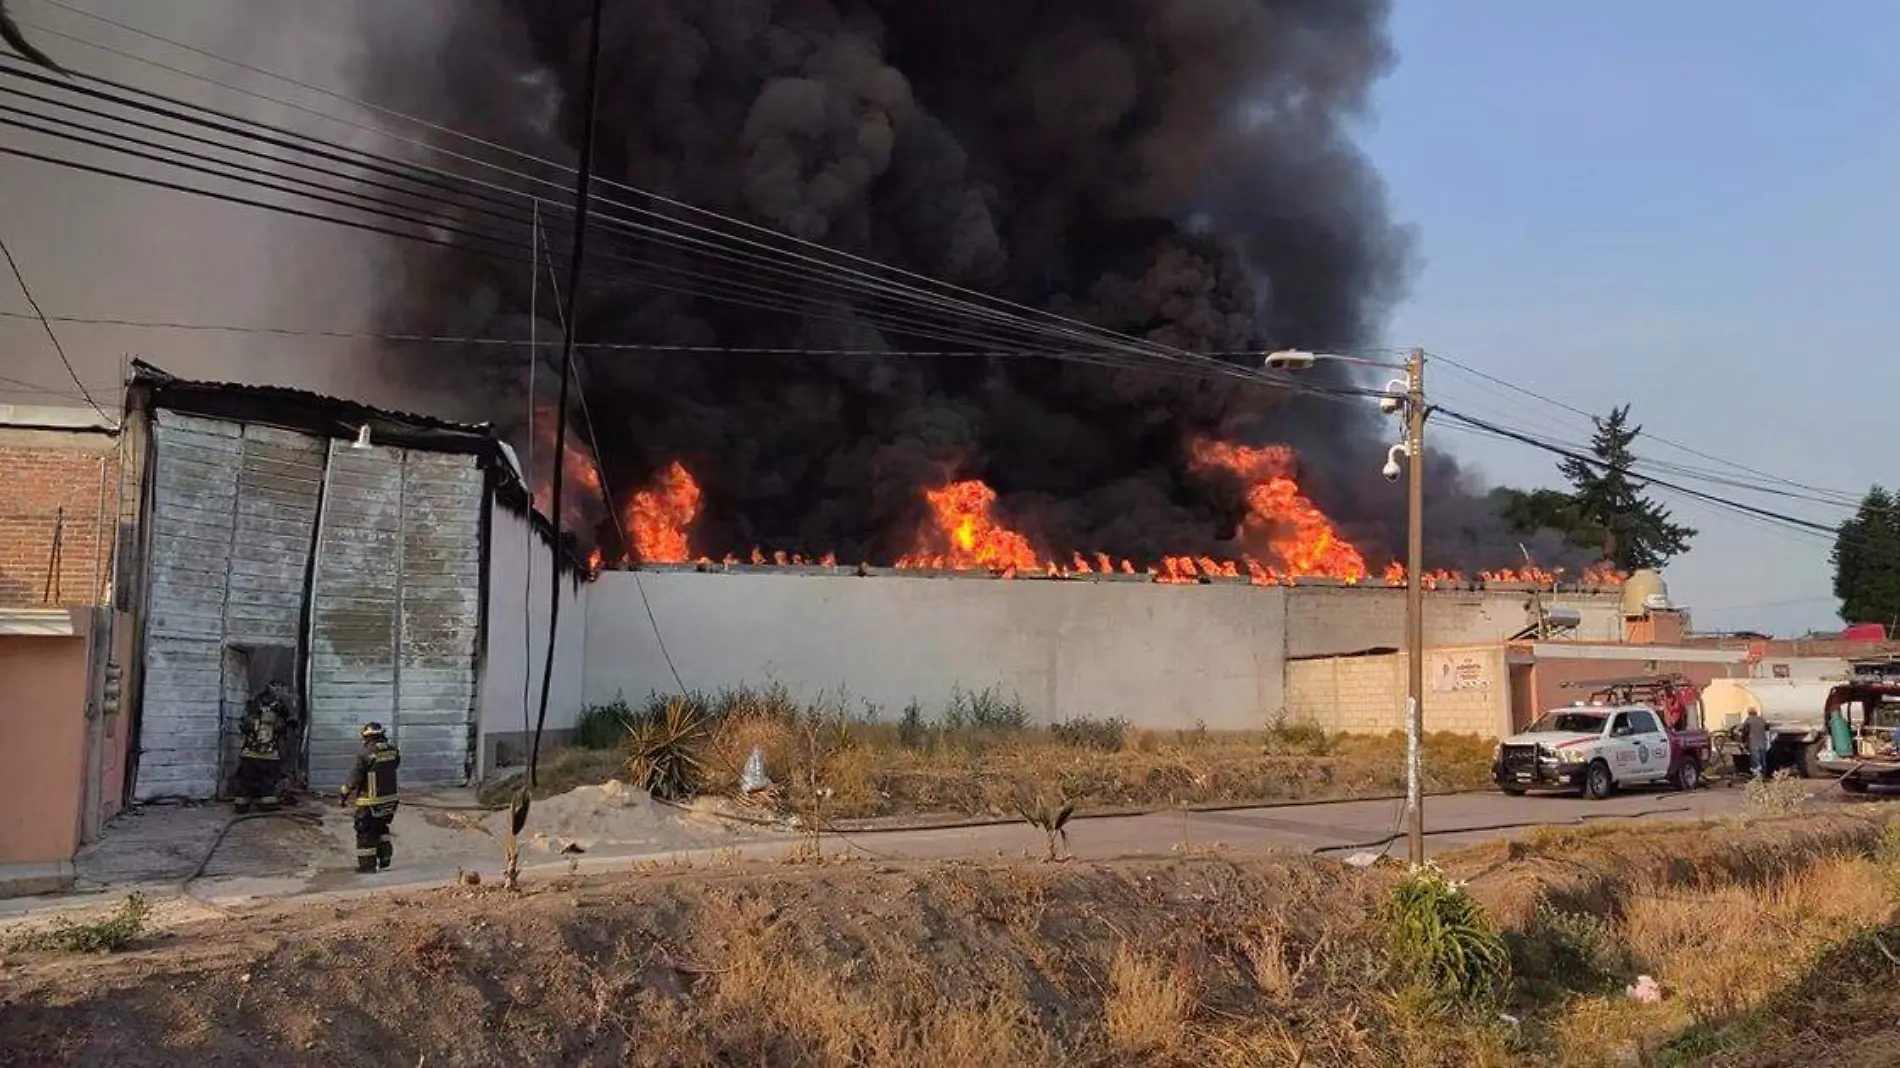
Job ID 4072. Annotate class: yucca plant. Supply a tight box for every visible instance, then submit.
[627,696,711,801]
[1383,864,1510,1011]
[1016,794,1076,862]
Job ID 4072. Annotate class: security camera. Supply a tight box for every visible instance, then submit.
[1378,378,1407,415]
[1382,442,1408,482]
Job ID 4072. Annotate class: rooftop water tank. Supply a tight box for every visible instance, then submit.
[1620,569,1670,617]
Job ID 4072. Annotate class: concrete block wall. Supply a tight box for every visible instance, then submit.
[583,571,1290,731]
[1282,586,1621,657]
[1284,647,1509,736]
[475,500,590,775]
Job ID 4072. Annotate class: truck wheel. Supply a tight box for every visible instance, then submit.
[1672,756,1702,793]
[1841,776,1870,795]
[1799,740,1823,779]
[1585,761,1615,800]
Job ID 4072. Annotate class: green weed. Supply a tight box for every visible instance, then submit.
[1383,865,1510,1012]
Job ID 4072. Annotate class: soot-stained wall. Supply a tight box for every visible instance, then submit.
[581,571,1624,731]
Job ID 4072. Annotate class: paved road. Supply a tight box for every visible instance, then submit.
[0,782,1799,923]
[814,783,1762,864]
[239,782,1777,903]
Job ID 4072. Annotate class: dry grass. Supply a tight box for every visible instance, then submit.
[500,687,1496,820]
[10,810,1900,1067]
[1104,944,1199,1058]
[1444,810,1900,1066]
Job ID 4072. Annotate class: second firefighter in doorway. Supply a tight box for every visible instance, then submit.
[232,683,294,812]
[341,722,401,874]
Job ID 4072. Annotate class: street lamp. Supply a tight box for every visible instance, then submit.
[1266,347,1429,866]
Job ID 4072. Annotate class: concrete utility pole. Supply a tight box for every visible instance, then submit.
[1402,348,1427,867]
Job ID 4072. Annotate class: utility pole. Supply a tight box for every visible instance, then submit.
[1403,347,1427,866]
[1262,344,1430,863]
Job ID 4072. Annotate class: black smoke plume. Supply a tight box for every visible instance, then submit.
[355,0,1572,573]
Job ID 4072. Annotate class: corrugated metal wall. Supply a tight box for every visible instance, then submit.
[138,413,484,800]
[306,441,483,790]
[137,412,241,800]
[138,416,327,801]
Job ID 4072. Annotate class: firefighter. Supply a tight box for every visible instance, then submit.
[340,722,401,874]
[231,683,292,812]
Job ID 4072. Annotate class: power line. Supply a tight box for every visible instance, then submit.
[0,308,1340,363]
[1429,349,1861,504]
[531,217,687,695]
[0,75,1368,401]
[0,230,106,420]
[0,369,100,400]
[5,19,1369,401]
[1435,408,1850,540]
[530,0,605,786]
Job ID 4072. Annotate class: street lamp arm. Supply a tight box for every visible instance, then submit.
[1262,349,1408,372]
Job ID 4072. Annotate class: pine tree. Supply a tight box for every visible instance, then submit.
[1833,487,1900,627]
[1557,404,1696,570]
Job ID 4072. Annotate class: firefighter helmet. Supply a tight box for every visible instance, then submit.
[359,722,388,742]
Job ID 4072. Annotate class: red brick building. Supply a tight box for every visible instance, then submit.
[0,406,121,608]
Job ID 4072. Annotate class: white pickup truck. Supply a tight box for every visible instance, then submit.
[1492,702,1710,799]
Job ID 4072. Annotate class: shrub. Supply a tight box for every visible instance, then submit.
[627,697,711,801]
[898,700,927,749]
[1742,769,1808,815]
[1049,716,1129,752]
[571,697,637,750]
[11,893,150,954]
[1264,711,1333,756]
[1506,905,1634,1000]
[1383,865,1509,1011]
[945,686,1028,731]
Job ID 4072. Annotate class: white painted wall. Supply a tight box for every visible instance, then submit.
[583,572,1290,731]
[476,502,589,776]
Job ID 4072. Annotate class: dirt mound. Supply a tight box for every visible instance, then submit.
[480,779,743,855]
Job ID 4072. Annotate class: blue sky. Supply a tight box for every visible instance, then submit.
[1364,0,1900,635]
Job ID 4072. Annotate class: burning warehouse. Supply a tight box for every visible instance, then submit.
[60,2,1647,787]
[109,363,586,804]
[102,367,1624,799]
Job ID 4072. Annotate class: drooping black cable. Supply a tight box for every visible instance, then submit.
[528,0,606,787]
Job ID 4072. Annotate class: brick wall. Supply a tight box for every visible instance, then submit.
[1284,646,1509,737]
[0,430,121,609]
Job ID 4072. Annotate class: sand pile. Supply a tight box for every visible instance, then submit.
[480,780,740,855]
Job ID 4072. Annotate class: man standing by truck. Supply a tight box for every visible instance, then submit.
[1743,707,1770,779]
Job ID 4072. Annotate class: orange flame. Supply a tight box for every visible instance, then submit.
[1187,439,1368,582]
[623,461,701,564]
[620,447,1633,591]
[896,479,1040,572]
[528,408,608,535]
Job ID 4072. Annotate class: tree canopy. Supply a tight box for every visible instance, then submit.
[1493,404,1696,571]
[1832,486,1900,627]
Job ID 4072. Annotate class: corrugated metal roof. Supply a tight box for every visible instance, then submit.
[128,359,491,437]
[127,360,590,578]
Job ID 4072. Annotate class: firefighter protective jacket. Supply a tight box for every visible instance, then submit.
[346,741,401,808]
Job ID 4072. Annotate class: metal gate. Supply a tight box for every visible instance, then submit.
[305,441,483,790]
